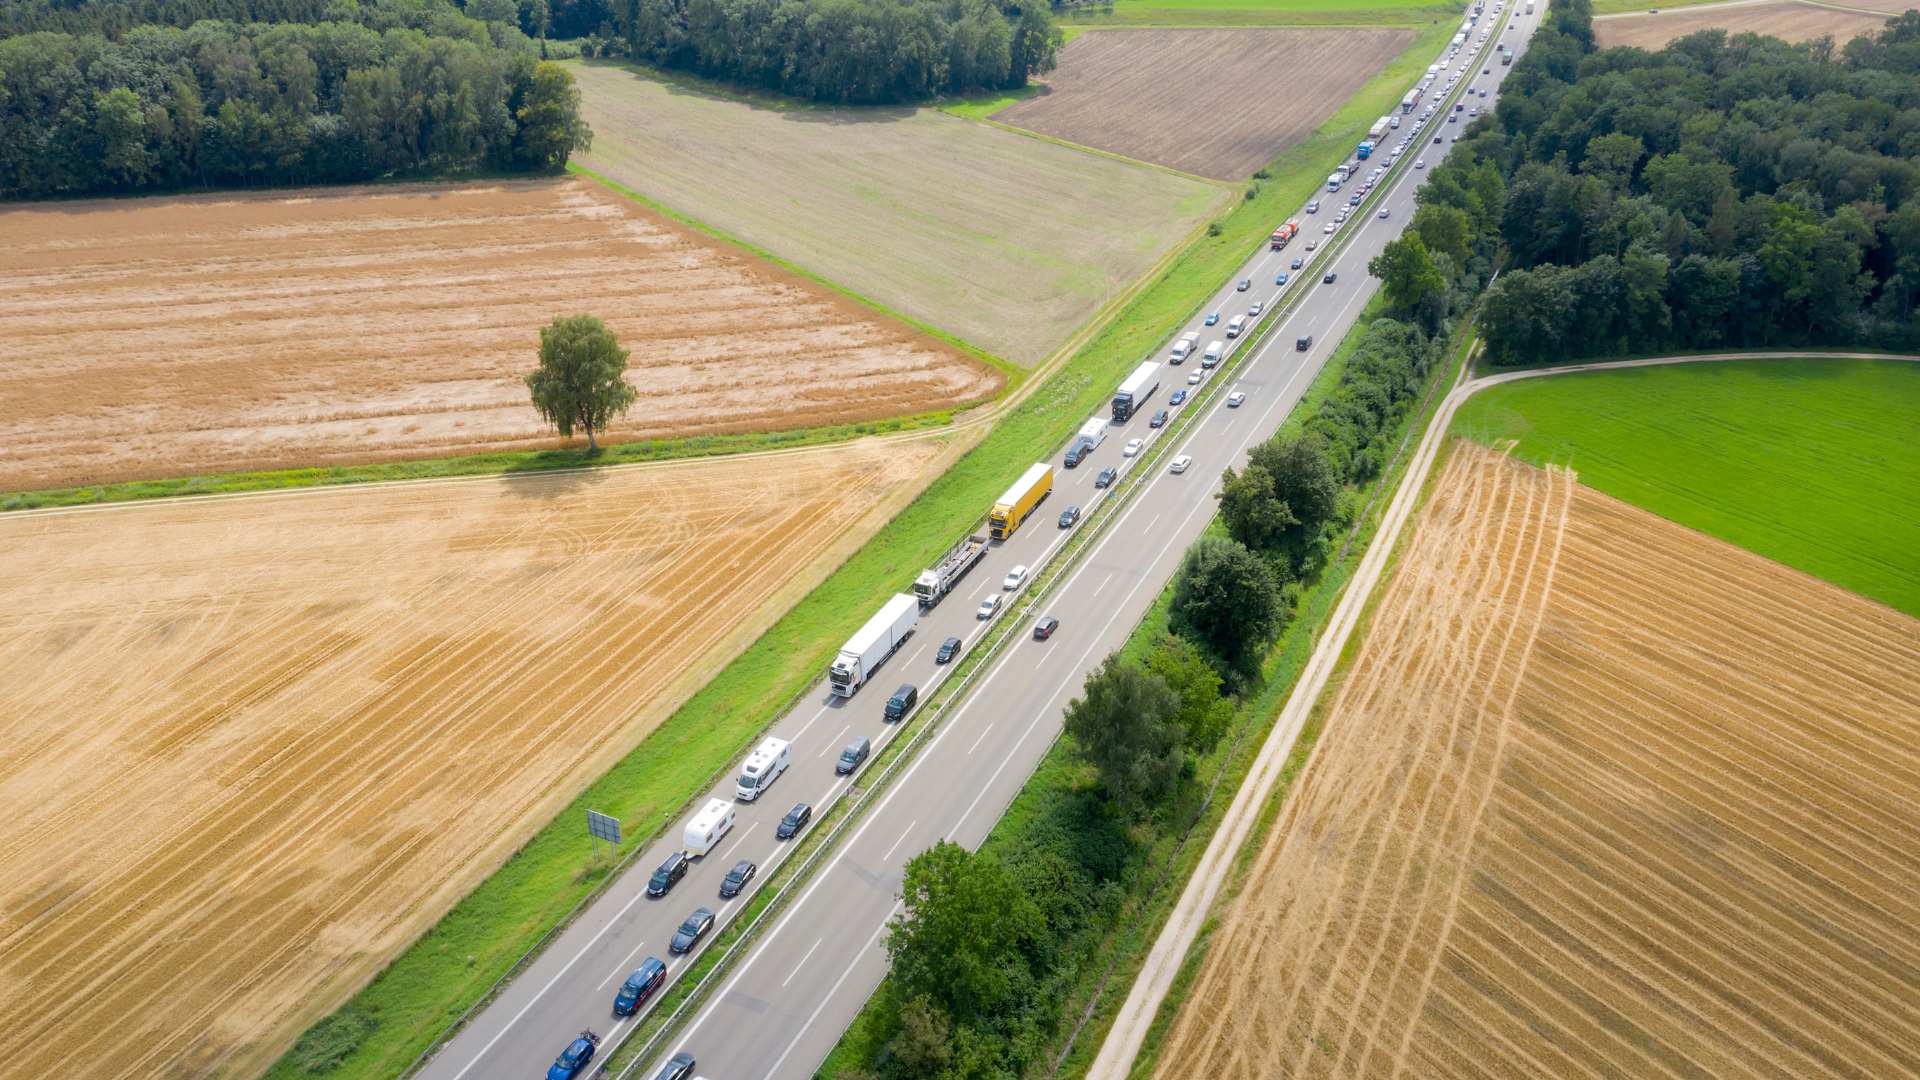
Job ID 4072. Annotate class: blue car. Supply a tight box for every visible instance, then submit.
[547,1031,600,1080]
[1169,388,1188,406]
[613,956,667,1017]
[1205,311,1220,325]
[1275,272,1289,285]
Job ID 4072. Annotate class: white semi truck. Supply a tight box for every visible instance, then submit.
[914,534,989,608]
[829,593,918,697]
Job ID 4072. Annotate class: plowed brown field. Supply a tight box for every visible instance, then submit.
[1596,0,1888,48]
[0,178,998,493]
[0,435,949,1078]
[1157,443,1920,1079]
[996,28,1412,180]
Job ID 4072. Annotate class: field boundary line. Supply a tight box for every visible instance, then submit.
[1086,347,1920,1078]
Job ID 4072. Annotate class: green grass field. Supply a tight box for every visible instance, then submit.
[1451,358,1920,616]
[567,61,1226,367]
[1058,0,1458,27]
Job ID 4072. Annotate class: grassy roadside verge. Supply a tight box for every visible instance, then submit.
[0,410,963,514]
[262,23,1452,1077]
[820,295,1469,1078]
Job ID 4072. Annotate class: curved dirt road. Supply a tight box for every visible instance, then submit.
[1087,349,1920,1079]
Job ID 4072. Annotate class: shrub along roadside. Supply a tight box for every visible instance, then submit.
[828,295,1468,1079]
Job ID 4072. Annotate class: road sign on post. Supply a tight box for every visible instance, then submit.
[587,810,621,862]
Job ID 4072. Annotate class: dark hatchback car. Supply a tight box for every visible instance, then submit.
[836,736,871,775]
[776,801,812,840]
[935,635,962,664]
[1033,617,1059,641]
[1059,505,1080,529]
[655,1052,697,1080]
[612,957,667,1017]
[1169,388,1189,406]
[1323,271,1338,284]
[646,851,688,897]
[1095,466,1118,489]
[719,859,757,898]
[1150,408,1169,428]
[547,1032,599,1080]
[670,907,714,954]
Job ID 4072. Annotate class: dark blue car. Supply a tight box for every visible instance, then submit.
[613,957,667,1017]
[546,1031,599,1080]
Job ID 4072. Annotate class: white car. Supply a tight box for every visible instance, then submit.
[1003,564,1028,590]
[1123,437,1144,457]
[1226,391,1246,408]
[1323,222,1337,234]
[1169,455,1193,474]
[1187,370,1203,385]
[1415,159,1427,169]
[1379,207,1391,219]
[977,594,1001,619]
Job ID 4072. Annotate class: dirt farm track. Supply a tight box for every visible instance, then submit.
[0,178,997,493]
[0,436,948,1077]
[1157,444,1920,1078]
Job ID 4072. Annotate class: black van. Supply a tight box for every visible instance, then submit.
[1296,334,1314,351]
[884,683,919,722]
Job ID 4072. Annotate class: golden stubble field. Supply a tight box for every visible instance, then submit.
[0,178,999,492]
[1157,443,1920,1078]
[0,435,951,1078]
[1596,0,1888,49]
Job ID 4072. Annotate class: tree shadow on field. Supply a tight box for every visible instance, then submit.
[578,58,922,129]
[498,464,599,501]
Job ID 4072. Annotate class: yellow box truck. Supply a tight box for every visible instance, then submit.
[989,463,1053,540]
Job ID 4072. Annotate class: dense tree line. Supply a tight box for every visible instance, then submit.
[0,9,590,197]
[1452,2,1920,361]
[622,0,1061,104]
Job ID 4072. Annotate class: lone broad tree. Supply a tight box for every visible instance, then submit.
[525,315,636,451]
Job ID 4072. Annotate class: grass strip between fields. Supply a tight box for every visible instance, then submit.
[267,21,1458,1076]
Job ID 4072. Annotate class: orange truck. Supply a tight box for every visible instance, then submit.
[1268,220,1300,250]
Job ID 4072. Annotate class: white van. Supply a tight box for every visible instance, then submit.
[683,797,736,857]
[735,736,790,801]
[1170,331,1200,363]
[1201,340,1225,367]
[1225,314,1247,339]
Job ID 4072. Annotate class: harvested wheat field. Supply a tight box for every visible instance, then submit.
[0,435,948,1078]
[569,62,1226,365]
[1596,0,1887,48]
[1157,443,1920,1079]
[0,178,998,493]
[997,28,1411,179]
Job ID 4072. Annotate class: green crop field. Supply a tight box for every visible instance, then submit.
[1057,0,1458,28]
[568,61,1227,367]
[1451,358,1920,616]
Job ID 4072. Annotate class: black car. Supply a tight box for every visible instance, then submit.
[1059,505,1080,528]
[1323,271,1338,284]
[646,851,688,897]
[655,1051,697,1080]
[1296,334,1314,351]
[1168,388,1189,406]
[836,736,871,775]
[776,801,812,840]
[1095,466,1118,489]
[669,907,714,954]
[1150,408,1169,428]
[935,635,962,664]
[1033,617,1059,641]
[612,957,667,1017]
[719,859,757,898]
[884,683,918,722]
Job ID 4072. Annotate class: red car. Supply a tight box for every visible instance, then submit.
[1034,617,1059,640]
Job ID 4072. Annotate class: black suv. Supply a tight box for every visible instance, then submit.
[776,802,812,840]
[646,851,688,897]
[1296,334,1314,351]
[1095,466,1118,489]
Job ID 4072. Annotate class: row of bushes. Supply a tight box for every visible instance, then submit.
[0,14,590,197]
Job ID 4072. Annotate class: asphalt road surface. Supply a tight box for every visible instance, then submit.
[418,13,1535,1079]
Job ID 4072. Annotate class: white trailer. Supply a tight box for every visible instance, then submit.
[683,798,736,857]
[1112,361,1162,421]
[735,737,790,801]
[829,593,918,697]
[1067,417,1109,465]
[914,533,989,608]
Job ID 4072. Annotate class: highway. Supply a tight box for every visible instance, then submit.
[417,10,1537,1079]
